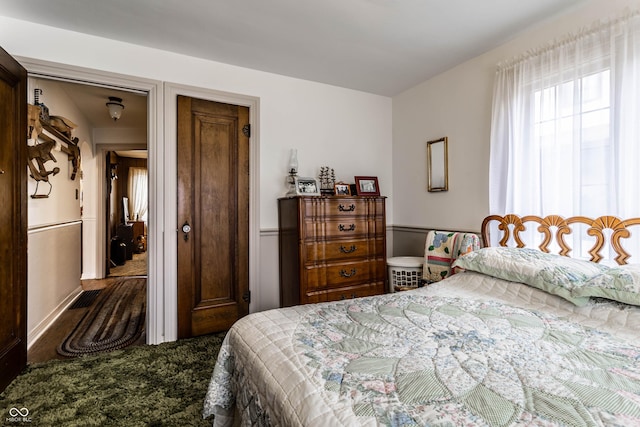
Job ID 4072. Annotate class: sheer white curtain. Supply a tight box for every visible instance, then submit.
[490,12,640,219]
[128,167,148,222]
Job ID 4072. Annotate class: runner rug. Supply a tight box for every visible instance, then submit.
[57,277,146,357]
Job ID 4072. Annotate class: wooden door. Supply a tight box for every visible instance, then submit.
[0,46,27,392]
[176,96,250,338]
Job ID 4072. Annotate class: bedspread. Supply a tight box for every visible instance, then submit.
[203,272,640,426]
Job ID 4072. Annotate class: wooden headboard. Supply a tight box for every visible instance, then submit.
[482,214,640,265]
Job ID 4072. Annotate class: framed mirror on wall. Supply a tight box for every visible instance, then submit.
[427,137,448,192]
[122,196,130,222]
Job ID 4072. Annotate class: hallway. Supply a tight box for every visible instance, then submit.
[28,275,147,364]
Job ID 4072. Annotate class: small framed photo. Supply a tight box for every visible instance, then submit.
[334,183,351,196]
[354,176,380,196]
[294,177,321,196]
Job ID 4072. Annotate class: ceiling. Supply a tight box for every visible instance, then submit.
[0,0,588,96]
[33,78,148,157]
[51,80,148,130]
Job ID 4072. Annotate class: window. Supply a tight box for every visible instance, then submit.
[490,13,640,219]
[128,167,148,223]
[534,69,612,218]
[489,13,640,259]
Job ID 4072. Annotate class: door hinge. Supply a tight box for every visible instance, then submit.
[242,290,251,304]
[242,124,250,138]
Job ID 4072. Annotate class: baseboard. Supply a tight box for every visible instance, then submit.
[27,285,83,350]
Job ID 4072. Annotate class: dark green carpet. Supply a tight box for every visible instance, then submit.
[1,334,224,426]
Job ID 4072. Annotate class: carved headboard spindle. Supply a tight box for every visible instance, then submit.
[482,214,640,265]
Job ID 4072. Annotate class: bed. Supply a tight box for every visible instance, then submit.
[203,214,640,426]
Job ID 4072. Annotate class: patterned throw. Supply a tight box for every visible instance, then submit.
[291,294,640,426]
[423,231,480,283]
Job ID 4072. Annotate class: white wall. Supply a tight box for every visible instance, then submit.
[0,17,392,329]
[27,223,81,346]
[27,78,88,226]
[26,77,91,345]
[0,17,393,229]
[392,0,639,232]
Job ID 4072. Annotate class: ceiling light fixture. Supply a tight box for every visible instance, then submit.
[106,96,124,121]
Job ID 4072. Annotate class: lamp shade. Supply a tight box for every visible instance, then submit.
[288,149,298,174]
[106,96,124,121]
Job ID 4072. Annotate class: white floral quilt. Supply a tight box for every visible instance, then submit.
[203,271,640,426]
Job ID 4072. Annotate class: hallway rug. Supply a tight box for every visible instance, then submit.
[58,277,146,357]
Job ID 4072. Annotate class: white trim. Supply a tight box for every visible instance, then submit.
[17,57,166,345]
[28,286,83,349]
[28,220,82,233]
[163,83,260,341]
[260,228,279,237]
[392,225,481,234]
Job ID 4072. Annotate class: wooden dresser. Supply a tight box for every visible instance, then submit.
[278,196,387,307]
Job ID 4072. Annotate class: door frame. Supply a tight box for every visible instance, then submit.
[15,57,261,344]
[164,83,260,341]
[16,56,166,344]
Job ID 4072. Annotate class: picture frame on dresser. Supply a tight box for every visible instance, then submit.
[334,183,351,196]
[294,177,321,196]
[354,176,380,196]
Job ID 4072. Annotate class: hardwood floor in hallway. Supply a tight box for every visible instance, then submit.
[27,276,147,364]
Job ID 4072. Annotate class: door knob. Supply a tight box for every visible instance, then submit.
[182,222,191,241]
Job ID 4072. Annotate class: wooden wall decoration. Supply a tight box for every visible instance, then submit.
[26,104,82,198]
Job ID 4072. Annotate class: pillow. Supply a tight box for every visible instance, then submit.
[572,264,640,306]
[452,247,609,306]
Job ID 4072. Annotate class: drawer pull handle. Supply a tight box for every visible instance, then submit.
[338,204,355,212]
[340,244,357,254]
[338,224,355,232]
[339,268,357,278]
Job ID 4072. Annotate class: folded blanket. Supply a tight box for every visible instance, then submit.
[423,231,479,283]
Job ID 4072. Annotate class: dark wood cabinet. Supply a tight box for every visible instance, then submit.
[128,220,145,239]
[278,196,386,307]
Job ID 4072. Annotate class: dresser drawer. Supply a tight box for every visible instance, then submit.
[303,217,385,240]
[301,198,368,218]
[304,282,385,304]
[324,282,385,302]
[304,238,385,263]
[322,199,368,217]
[302,218,366,239]
[304,259,386,290]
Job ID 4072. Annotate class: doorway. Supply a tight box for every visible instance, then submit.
[106,150,148,278]
[18,59,260,346]
[25,76,149,362]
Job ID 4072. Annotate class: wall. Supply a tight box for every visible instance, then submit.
[392,0,639,239]
[27,78,88,226]
[0,18,393,228]
[26,77,91,345]
[0,17,392,325]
